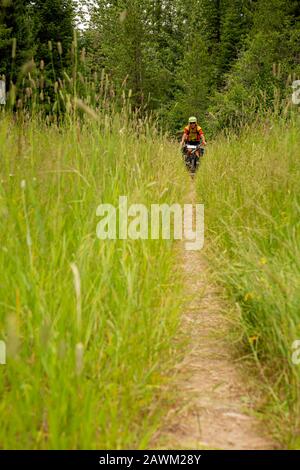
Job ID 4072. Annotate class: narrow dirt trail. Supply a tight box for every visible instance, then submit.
[157,184,275,450]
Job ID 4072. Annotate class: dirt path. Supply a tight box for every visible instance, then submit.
[157,185,275,450]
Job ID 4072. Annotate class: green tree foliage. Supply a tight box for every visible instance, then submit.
[164,0,220,131]
[209,0,300,132]
[0,0,74,81]
[0,0,299,134]
[166,32,215,132]
[89,0,185,110]
[0,0,35,78]
[33,0,75,79]
[217,0,253,77]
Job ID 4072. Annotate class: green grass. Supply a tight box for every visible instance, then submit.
[0,113,187,449]
[3,102,299,449]
[197,116,300,447]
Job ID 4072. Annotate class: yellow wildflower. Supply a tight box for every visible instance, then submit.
[244,292,255,301]
[249,336,259,344]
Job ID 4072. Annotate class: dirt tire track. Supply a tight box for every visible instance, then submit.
[156,185,275,450]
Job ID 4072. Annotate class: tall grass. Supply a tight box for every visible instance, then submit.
[197,116,300,447]
[0,112,186,449]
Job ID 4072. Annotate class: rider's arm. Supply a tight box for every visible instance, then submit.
[181,132,188,146]
[201,131,207,146]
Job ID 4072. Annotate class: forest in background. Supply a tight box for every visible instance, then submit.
[0,0,300,135]
[1,0,300,450]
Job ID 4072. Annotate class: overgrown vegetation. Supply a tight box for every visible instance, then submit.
[0,111,188,449]
[1,0,300,450]
[197,116,300,448]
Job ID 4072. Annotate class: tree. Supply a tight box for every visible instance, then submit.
[89,0,208,119]
[217,0,254,77]
[208,0,300,132]
[0,0,35,79]
[33,0,75,79]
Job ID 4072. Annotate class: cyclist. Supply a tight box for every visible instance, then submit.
[181,116,207,158]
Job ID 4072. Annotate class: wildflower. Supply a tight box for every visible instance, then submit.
[259,257,267,266]
[249,336,259,345]
[244,292,255,301]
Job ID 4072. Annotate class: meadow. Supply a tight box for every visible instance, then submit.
[1,102,300,449]
[197,115,300,447]
[0,112,187,449]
